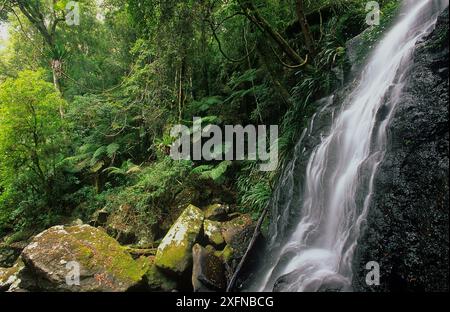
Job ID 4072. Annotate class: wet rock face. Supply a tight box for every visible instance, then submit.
[353,8,449,292]
[19,225,147,292]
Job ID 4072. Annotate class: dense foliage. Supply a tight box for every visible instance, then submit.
[0,0,400,239]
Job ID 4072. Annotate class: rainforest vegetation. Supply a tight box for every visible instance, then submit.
[0,0,401,245]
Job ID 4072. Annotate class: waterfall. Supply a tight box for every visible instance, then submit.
[250,0,449,292]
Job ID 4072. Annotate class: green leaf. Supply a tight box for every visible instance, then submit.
[106,143,120,159]
[90,146,106,166]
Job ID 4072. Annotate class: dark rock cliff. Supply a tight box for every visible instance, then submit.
[353,8,449,292]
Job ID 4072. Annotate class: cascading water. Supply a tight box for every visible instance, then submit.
[250,0,449,292]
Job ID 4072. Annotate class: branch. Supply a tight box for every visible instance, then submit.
[0,0,8,15]
[269,43,309,69]
[295,0,316,57]
[215,11,248,29]
[207,14,256,63]
[9,8,45,56]
[238,0,308,66]
[14,0,55,47]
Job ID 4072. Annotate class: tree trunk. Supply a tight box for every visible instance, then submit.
[257,42,292,108]
[296,0,316,57]
[200,19,210,96]
[178,60,185,122]
[51,59,64,118]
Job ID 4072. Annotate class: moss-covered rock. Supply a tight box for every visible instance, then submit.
[140,256,177,291]
[0,259,25,291]
[216,245,235,264]
[192,244,226,292]
[204,220,225,247]
[204,203,230,221]
[0,242,25,268]
[155,204,204,275]
[20,224,146,292]
[221,214,253,245]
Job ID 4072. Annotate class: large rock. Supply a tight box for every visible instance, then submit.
[143,257,177,291]
[192,244,226,292]
[203,220,225,247]
[155,204,204,275]
[20,225,147,292]
[0,242,25,267]
[0,259,25,291]
[221,214,254,246]
[353,8,449,292]
[204,203,231,221]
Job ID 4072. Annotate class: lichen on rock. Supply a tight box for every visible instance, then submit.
[204,220,225,247]
[20,224,146,292]
[155,204,204,275]
[204,203,230,221]
[0,259,25,291]
[221,214,254,245]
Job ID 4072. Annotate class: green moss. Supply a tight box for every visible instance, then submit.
[216,245,234,264]
[67,226,145,283]
[4,230,33,245]
[223,214,252,229]
[155,205,204,273]
[144,262,177,291]
[155,239,191,272]
[0,258,24,289]
[204,220,225,246]
[32,225,146,285]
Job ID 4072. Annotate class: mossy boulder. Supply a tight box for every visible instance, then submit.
[204,203,230,221]
[20,225,146,292]
[204,220,225,247]
[140,257,177,291]
[192,244,226,292]
[155,204,204,275]
[0,242,25,267]
[0,259,25,291]
[215,245,235,264]
[221,214,254,245]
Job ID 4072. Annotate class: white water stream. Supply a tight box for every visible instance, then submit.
[253,0,448,292]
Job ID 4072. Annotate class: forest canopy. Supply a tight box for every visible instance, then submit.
[0,0,401,240]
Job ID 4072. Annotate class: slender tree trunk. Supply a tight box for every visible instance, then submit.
[200,18,210,96]
[257,42,292,108]
[15,1,66,117]
[178,60,185,122]
[51,59,64,118]
[296,0,316,56]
